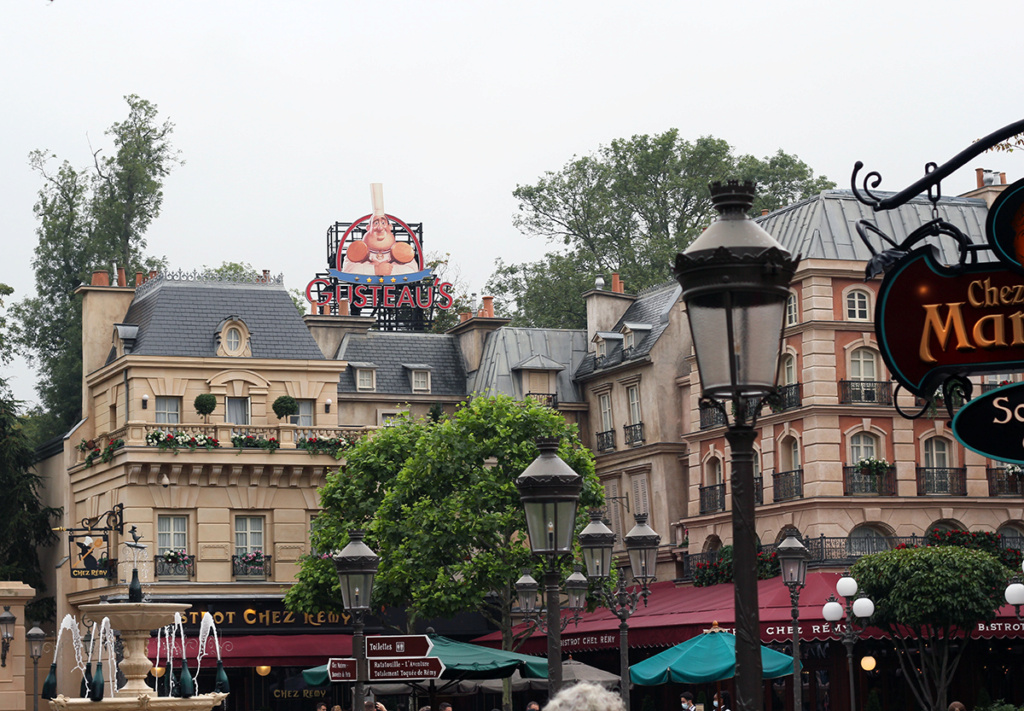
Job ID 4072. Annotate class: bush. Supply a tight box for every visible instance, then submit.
[272,395,298,420]
[194,393,217,419]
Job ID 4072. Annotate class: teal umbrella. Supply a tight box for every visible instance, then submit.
[302,634,548,686]
[630,629,796,685]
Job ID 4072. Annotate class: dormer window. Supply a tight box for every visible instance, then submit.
[357,369,376,392]
[624,331,635,350]
[596,340,606,358]
[592,331,623,361]
[618,323,651,358]
[412,371,430,393]
[217,317,252,357]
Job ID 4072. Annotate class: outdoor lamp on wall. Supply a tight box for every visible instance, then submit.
[255,665,271,677]
[325,398,332,414]
[515,437,583,697]
[673,180,799,711]
[333,530,379,711]
[0,606,15,667]
[141,394,149,409]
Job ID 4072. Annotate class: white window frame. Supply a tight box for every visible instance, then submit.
[296,399,314,426]
[846,289,871,321]
[596,339,606,358]
[226,396,251,425]
[157,515,188,556]
[707,458,722,486]
[155,396,181,425]
[785,293,799,326]
[356,369,376,392]
[782,354,797,386]
[627,385,642,425]
[235,516,265,557]
[599,393,613,431]
[850,348,877,382]
[412,370,430,393]
[850,432,878,462]
[924,437,950,469]
[624,331,635,350]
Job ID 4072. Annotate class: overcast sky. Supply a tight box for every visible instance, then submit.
[3,0,1024,407]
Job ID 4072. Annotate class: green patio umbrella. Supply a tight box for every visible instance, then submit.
[630,627,796,685]
[302,634,548,686]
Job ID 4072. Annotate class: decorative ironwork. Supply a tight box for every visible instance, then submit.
[232,555,271,579]
[772,469,803,502]
[596,430,616,452]
[916,467,967,496]
[839,380,893,405]
[699,483,725,514]
[767,383,801,413]
[987,468,1024,497]
[526,392,556,407]
[843,465,897,496]
[699,402,727,429]
[753,476,763,506]
[623,422,645,446]
[134,269,285,299]
[155,555,194,580]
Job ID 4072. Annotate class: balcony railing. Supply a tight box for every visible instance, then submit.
[916,467,967,496]
[155,554,194,581]
[699,483,725,514]
[526,392,556,407]
[772,469,803,502]
[624,422,645,446]
[596,429,616,452]
[843,465,897,496]
[232,554,271,580]
[839,380,893,405]
[988,468,1024,497]
[981,381,1013,393]
[767,383,802,413]
[754,476,763,506]
[699,403,727,430]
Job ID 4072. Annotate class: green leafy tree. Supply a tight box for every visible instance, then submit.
[490,130,833,327]
[14,96,179,440]
[0,379,63,620]
[851,546,1009,711]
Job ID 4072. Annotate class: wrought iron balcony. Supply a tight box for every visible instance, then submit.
[915,467,967,496]
[981,381,1012,393]
[155,554,194,580]
[623,422,645,446]
[232,554,271,580]
[766,383,802,413]
[595,429,616,452]
[987,468,1024,497]
[754,476,763,506]
[699,402,727,430]
[699,483,725,514]
[843,465,897,496]
[772,469,803,502]
[526,392,556,407]
[838,380,893,405]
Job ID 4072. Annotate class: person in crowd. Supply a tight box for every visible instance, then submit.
[543,682,625,711]
[527,702,541,711]
[680,692,695,710]
[315,703,328,711]
[713,691,731,711]
[948,703,966,711]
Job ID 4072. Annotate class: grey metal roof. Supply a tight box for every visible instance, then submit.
[576,281,681,379]
[756,189,992,264]
[337,332,467,396]
[471,328,589,403]
[512,354,566,371]
[114,277,324,361]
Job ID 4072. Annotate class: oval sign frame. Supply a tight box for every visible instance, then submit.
[952,380,1024,465]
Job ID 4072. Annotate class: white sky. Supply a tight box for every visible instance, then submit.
[3,0,1024,407]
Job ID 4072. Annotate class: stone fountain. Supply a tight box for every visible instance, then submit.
[47,535,228,710]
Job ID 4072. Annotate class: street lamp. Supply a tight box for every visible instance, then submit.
[514,565,588,629]
[1003,561,1024,620]
[777,534,810,711]
[822,573,875,711]
[579,510,661,709]
[0,606,15,667]
[333,530,379,711]
[674,179,799,711]
[515,437,583,697]
[27,624,45,711]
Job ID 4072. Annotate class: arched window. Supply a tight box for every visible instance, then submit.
[779,436,800,470]
[707,458,723,486]
[850,432,879,462]
[999,524,1024,550]
[846,289,871,320]
[753,451,761,478]
[781,354,797,386]
[850,348,877,381]
[785,293,799,326]
[847,524,889,556]
[924,437,950,469]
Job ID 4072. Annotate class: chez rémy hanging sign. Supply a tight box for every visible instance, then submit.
[855,118,1024,463]
[304,183,454,311]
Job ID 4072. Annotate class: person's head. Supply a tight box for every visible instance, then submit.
[543,682,625,711]
[332,706,343,711]
[527,702,541,711]
[713,691,731,709]
[439,703,452,711]
[316,704,328,711]
[948,703,966,711]
[680,692,694,709]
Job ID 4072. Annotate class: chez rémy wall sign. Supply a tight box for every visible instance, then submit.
[858,120,1024,464]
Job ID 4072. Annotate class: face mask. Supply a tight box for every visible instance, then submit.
[714,703,719,709]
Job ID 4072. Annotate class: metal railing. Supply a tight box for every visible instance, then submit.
[988,468,1024,496]
[754,476,763,506]
[526,392,556,407]
[916,467,967,496]
[699,483,726,514]
[699,403,727,430]
[596,429,616,452]
[155,554,194,580]
[843,465,898,496]
[623,422,645,446]
[769,383,802,413]
[772,469,803,502]
[232,554,271,580]
[839,380,894,405]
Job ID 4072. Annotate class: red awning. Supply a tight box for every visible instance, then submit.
[476,571,1024,653]
[148,633,352,668]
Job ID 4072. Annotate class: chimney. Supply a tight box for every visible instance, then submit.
[91,270,110,287]
[761,208,769,216]
[977,167,985,189]
[482,296,494,318]
[148,270,157,280]
[117,267,127,287]
[611,273,622,294]
[134,271,144,286]
[459,311,471,323]
[1002,172,1007,185]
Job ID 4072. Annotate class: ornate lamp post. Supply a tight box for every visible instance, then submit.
[674,180,799,711]
[27,624,44,711]
[579,510,661,709]
[515,438,583,697]
[777,534,810,711]
[1003,561,1024,620]
[514,565,589,630]
[822,573,875,711]
[333,530,379,711]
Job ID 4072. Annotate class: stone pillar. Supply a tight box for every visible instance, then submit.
[0,582,37,711]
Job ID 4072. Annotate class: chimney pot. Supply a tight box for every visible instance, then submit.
[977,167,985,189]
[337,299,350,316]
[761,208,769,216]
[149,270,157,280]
[459,311,471,323]
[134,271,144,286]
[611,273,623,294]
[91,270,110,287]
[482,296,494,318]
[1001,172,1007,185]
[117,267,127,287]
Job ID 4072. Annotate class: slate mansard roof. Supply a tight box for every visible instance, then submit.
[111,273,325,362]
[756,189,993,264]
[336,331,467,396]
[575,281,681,380]
[471,328,589,403]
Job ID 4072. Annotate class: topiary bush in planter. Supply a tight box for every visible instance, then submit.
[194,394,217,422]
[272,395,298,421]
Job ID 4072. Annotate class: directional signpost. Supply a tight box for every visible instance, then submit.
[328,658,357,682]
[365,635,433,658]
[363,635,444,681]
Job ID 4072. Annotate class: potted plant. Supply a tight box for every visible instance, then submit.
[194,393,217,423]
[161,549,193,567]
[272,395,298,421]
[857,457,890,476]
